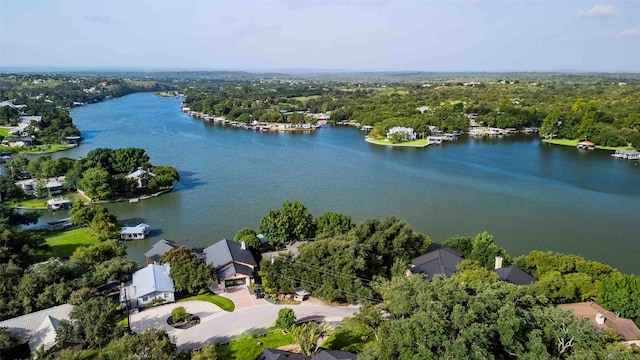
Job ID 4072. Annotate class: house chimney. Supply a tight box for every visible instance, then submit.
[595,313,606,325]
[240,241,246,250]
[494,256,503,270]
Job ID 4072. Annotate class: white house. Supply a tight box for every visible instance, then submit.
[120,223,150,240]
[387,126,417,141]
[125,167,156,188]
[120,264,175,309]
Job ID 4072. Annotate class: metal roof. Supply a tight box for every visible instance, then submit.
[131,264,175,297]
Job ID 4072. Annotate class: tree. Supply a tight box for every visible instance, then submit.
[95,329,176,360]
[111,148,150,174]
[468,232,511,269]
[292,321,332,356]
[259,201,315,247]
[58,297,121,348]
[84,148,114,173]
[599,274,640,326]
[88,210,120,241]
[159,247,212,294]
[353,302,382,340]
[315,211,353,239]
[172,306,187,322]
[0,175,24,201]
[0,327,18,350]
[233,228,260,249]
[275,307,296,332]
[69,240,128,270]
[79,167,113,200]
[68,287,96,306]
[189,345,219,360]
[152,166,180,181]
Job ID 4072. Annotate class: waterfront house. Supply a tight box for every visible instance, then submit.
[409,248,464,280]
[15,176,65,197]
[494,258,536,285]
[120,263,175,309]
[0,304,80,358]
[558,302,640,346]
[203,239,257,288]
[612,149,640,160]
[120,223,150,240]
[577,141,595,150]
[125,167,156,188]
[144,238,201,265]
[387,126,417,141]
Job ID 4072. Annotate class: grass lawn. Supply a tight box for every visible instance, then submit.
[217,330,295,360]
[365,137,429,147]
[33,227,97,260]
[5,191,89,209]
[0,127,11,137]
[543,138,634,151]
[21,144,74,154]
[179,291,235,312]
[322,318,375,353]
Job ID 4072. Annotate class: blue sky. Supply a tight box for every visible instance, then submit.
[1,0,639,72]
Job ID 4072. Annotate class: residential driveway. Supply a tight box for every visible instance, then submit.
[130,301,224,337]
[219,286,269,310]
[176,304,360,351]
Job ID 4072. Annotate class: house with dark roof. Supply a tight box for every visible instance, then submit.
[495,265,536,285]
[0,304,81,358]
[120,264,175,308]
[409,248,464,280]
[144,239,202,265]
[203,239,257,288]
[256,349,357,360]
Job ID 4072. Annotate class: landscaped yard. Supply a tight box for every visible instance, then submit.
[365,137,429,147]
[179,291,235,312]
[6,191,89,208]
[0,127,11,137]
[216,330,295,360]
[321,317,375,353]
[543,138,633,151]
[33,227,98,261]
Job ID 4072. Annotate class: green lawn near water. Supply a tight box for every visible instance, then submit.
[179,291,235,312]
[216,330,295,360]
[6,191,89,208]
[34,227,97,261]
[543,138,634,151]
[365,137,428,147]
[0,127,10,137]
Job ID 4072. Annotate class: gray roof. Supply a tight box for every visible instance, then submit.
[257,349,310,360]
[125,168,156,179]
[131,264,175,297]
[255,349,357,360]
[144,239,178,261]
[313,350,357,360]
[496,265,536,285]
[217,262,255,281]
[203,239,257,269]
[0,304,72,352]
[410,248,464,280]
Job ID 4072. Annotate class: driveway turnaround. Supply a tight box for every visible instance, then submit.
[129,300,359,352]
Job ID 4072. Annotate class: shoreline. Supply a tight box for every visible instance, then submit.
[542,138,634,151]
[365,137,429,148]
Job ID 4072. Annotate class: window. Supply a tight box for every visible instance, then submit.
[163,293,169,299]
[142,296,148,302]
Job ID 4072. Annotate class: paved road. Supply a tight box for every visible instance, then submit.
[130,300,359,351]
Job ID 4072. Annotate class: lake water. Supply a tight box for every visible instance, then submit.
[42,93,639,273]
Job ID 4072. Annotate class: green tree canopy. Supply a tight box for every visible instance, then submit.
[315,211,353,239]
[259,201,315,247]
[233,227,260,249]
[159,247,212,295]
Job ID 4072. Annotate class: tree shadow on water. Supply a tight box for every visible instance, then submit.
[174,171,205,192]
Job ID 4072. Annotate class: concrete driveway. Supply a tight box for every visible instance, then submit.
[129,300,359,352]
[219,286,269,310]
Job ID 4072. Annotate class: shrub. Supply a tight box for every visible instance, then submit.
[172,306,187,322]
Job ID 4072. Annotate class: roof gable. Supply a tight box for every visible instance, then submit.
[410,248,464,280]
[203,239,257,269]
[0,304,72,348]
[131,264,175,297]
[496,265,536,285]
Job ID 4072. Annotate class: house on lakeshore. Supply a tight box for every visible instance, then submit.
[386,126,417,141]
[120,223,150,240]
[144,238,202,265]
[15,176,65,197]
[125,167,156,188]
[203,239,257,288]
[0,304,80,358]
[558,302,640,345]
[120,263,175,309]
[493,256,536,285]
[408,248,464,280]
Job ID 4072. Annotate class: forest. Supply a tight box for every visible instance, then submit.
[183,79,640,149]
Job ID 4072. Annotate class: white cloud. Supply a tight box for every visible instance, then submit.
[619,27,640,37]
[578,4,616,17]
[556,34,570,42]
